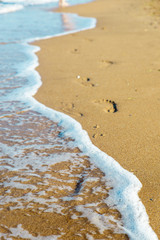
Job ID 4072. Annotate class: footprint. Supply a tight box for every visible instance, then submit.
[94,99,118,113]
[60,102,84,117]
[76,76,96,87]
[99,60,115,68]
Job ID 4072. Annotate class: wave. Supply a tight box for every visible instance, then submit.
[1,0,58,6]
[0,0,58,14]
[0,3,23,14]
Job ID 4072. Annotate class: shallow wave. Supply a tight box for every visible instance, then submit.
[1,0,58,6]
[0,0,58,14]
[0,3,23,14]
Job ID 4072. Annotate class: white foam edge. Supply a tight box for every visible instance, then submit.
[4,12,158,240]
[0,4,24,14]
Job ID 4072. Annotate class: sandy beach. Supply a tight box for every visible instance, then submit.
[34,0,160,237]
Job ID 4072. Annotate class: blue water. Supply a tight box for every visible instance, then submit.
[0,1,158,239]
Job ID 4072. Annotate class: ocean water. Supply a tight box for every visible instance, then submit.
[0,1,158,239]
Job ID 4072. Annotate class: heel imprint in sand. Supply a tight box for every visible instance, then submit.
[94,99,118,113]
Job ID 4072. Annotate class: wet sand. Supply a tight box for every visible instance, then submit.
[0,110,129,239]
[34,0,160,237]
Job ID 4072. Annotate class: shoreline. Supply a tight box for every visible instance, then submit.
[34,0,160,237]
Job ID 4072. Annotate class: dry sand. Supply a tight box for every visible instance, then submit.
[34,0,160,237]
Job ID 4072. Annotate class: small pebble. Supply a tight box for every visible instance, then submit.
[77,75,80,79]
